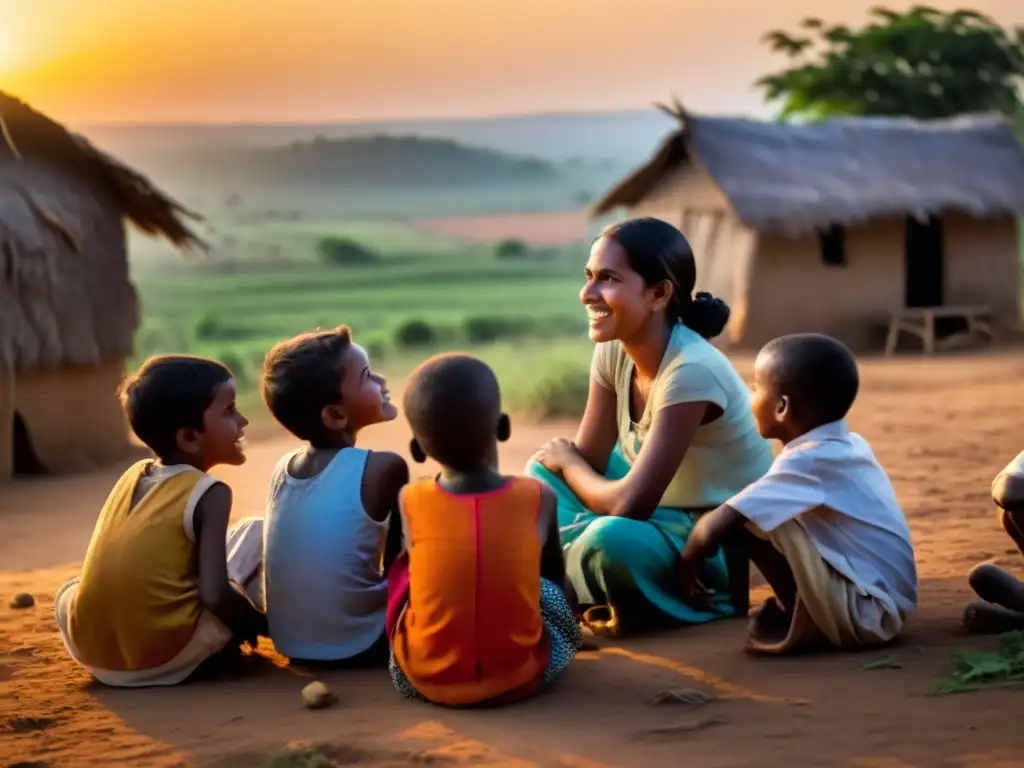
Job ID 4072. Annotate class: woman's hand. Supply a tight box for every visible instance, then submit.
[531,437,582,473]
[677,560,716,613]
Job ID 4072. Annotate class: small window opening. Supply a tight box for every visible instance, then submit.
[819,224,846,267]
[13,412,47,476]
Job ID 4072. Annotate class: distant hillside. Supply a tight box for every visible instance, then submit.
[73,111,672,219]
[80,109,675,167]
[147,133,558,190]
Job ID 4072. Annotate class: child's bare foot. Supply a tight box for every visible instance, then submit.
[967,563,1024,612]
[963,599,1024,635]
[747,597,791,646]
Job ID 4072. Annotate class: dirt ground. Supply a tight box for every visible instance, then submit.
[3,351,1024,767]
[409,210,590,245]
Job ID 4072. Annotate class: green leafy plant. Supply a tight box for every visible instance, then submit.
[932,631,1024,694]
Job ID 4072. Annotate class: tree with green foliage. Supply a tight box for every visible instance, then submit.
[756,6,1024,122]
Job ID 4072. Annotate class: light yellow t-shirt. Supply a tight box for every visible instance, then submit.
[591,323,774,509]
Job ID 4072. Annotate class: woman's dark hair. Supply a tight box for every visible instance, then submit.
[599,217,730,340]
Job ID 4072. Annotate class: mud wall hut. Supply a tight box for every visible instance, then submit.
[591,105,1024,350]
[0,92,202,481]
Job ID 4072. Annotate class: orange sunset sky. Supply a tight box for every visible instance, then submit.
[2,0,1022,124]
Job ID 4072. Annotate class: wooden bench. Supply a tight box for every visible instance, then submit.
[884,305,995,356]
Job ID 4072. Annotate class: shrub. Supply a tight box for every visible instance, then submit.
[317,236,381,266]
[250,348,269,374]
[365,340,387,362]
[193,311,258,342]
[218,351,250,387]
[507,359,590,422]
[393,320,438,349]
[537,315,588,338]
[494,238,529,259]
[463,315,534,344]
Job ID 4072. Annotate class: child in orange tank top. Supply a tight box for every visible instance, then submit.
[387,354,581,706]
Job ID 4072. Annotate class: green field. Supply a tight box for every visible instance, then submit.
[131,219,597,425]
[129,206,1024,433]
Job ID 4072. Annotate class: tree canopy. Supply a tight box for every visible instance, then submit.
[756,6,1024,121]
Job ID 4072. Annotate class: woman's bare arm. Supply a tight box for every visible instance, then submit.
[571,379,619,475]
[560,400,708,520]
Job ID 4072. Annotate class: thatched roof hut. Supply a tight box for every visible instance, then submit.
[593,104,1024,350]
[0,91,204,480]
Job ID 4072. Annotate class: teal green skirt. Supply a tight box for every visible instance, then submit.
[526,448,737,632]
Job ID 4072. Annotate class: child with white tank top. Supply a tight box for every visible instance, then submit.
[260,326,408,664]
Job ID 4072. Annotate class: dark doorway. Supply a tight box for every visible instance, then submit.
[904,214,965,339]
[12,412,47,476]
[904,214,944,308]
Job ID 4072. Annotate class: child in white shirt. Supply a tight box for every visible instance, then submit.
[260,325,408,665]
[963,450,1024,634]
[678,333,918,654]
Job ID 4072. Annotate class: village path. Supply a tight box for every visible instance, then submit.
[3,352,1024,767]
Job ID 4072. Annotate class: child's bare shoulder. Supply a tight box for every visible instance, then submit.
[361,451,410,522]
[365,450,408,477]
[192,480,233,537]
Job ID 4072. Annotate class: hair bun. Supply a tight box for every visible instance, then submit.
[682,292,731,340]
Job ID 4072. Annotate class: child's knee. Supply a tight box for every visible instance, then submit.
[573,517,627,559]
[524,459,560,487]
[968,561,1001,592]
[998,507,1024,540]
[232,515,264,531]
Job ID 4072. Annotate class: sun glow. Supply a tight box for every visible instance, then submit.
[0,26,15,71]
[0,22,32,78]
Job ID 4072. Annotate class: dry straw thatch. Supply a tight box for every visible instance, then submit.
[592,101,1024,236]
[0,91,205,373]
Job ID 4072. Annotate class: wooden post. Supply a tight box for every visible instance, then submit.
[885,314,900,356]
[924,310,936,355]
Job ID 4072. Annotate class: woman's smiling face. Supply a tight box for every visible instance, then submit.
[580,236,661,343]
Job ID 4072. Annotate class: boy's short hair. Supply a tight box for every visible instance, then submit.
[760,333,859,427]
[119,355,233,462]
[403,353,501,470]
[261,325,353,443]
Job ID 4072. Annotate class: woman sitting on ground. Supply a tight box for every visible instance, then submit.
[527,217,774,636]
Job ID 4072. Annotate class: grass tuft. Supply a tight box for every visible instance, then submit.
[932,630,1024,694]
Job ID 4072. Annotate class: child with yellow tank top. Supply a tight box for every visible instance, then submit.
[386,354,581,706]
[54,355,267,687]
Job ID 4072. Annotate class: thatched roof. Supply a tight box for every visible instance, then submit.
[591,104,1024,236]
[0,91,205,372]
